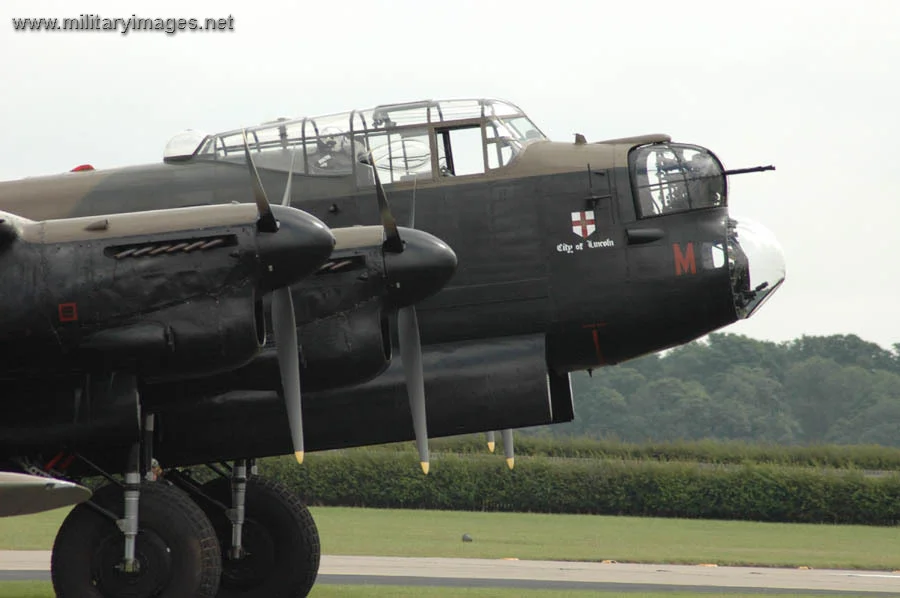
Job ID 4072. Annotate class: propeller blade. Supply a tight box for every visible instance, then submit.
[398,305,429,474]
[365,155,430,473]
[501,429,514,470]
[268,150,307,463]
[486,431,496,453]
[363,152,403,253]
[242,129,279,233]
[272,286,304,464]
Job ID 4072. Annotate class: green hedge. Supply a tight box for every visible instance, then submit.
[257,452,900,526]
[359,436,900,471]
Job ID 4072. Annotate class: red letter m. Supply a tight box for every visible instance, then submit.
[673,242,696,276]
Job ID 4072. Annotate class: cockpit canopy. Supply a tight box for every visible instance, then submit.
[163,129,208,162]
[172,98,546,185]
[630,142,727,218]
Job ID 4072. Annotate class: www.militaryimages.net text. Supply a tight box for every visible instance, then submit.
[11,14,235,35]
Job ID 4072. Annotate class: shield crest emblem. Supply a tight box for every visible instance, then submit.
[571,210,596,239]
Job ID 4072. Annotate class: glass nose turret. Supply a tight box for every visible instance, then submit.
[726,217,786,319]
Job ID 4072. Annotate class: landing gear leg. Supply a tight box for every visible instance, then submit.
[118,444,141,573]
[227,459,248,560]
[197,472,320,598]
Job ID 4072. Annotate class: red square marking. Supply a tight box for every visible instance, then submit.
[58,303,78,322]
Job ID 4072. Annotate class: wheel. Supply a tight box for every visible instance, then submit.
[197,475,320,598]
[51,480,222,598]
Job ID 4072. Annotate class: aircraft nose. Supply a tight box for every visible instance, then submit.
[726,217,786,319]
[256,205,335,293]
[384,227,458,309]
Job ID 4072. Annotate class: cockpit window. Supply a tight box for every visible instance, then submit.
[630,143,726,218]
[498,116,544,142]
[484,115,544,170]
[363,127,432,184]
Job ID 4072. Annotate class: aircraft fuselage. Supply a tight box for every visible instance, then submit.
[0,141,753,370]
[0,98,785,467]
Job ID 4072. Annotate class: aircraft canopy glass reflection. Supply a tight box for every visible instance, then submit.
[179,99,547,185]
[630,143,727,217]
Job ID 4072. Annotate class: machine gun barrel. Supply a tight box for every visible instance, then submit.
[722,165,776,176]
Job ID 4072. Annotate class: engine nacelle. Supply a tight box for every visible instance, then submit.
[127,293,266,382]
[159,299,391,395]
[144,334,574,467]
[1,292,266,383]
[296,300,391,390]
[0,202,333,383]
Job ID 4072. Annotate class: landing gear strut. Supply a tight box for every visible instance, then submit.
[228,459,248,560]
[197,472,321,598]
[118,444,141,573]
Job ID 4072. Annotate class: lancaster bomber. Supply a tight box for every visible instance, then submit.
[0,98,785,597]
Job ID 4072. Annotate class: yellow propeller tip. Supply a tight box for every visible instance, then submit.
[421,462,430,475]
[294,451,304,465]
[487,442,496,453]
[506,458,515,470]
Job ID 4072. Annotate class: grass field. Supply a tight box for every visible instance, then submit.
[0,583,855,598]
[2,506,899,570]
[314,508,900,570]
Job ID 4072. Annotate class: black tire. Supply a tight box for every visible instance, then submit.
[197,475,320,598]
[51,480,222,598]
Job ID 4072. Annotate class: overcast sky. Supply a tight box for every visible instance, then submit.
[2,0,898,350]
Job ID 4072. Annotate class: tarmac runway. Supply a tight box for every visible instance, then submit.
[2,551,900,595]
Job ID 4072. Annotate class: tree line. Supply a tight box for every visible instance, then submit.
[533,333,900,447]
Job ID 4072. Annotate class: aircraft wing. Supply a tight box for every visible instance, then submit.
[0,472,92,517]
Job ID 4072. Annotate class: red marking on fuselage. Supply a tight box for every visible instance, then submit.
[58,303,78,322]
[572,212,595,238]
[673,242,696,276]
[70,164,94,172]
[583,323,607,365]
